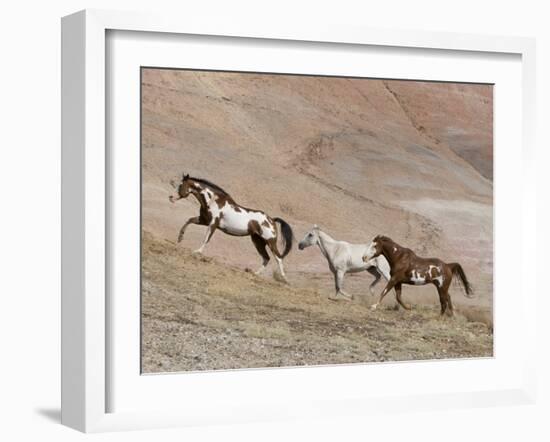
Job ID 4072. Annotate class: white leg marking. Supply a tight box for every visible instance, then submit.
[255,261,268,275]
[274,256,288,282]
[338,290,354,300]
[194,224,215,254]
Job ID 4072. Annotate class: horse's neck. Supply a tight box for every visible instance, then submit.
[317,231,338,261]
[190,186,212,209]
[381,242,400,267]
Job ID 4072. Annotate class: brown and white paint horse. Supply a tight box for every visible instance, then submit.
[363,235,473,316]
[169,174,294,282]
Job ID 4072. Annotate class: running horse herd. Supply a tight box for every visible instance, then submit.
[169,174,474,317]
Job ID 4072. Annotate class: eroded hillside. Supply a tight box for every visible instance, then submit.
[141,69,493,314]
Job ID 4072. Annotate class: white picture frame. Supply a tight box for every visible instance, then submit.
[61,9,537,433]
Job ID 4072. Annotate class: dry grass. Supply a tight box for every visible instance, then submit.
[141,232,493,373]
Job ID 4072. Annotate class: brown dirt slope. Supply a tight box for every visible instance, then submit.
[142,69,493,311]
[142,234,492,373]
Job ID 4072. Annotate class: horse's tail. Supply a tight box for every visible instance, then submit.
[273,217,293,258]
[449,263,474,298]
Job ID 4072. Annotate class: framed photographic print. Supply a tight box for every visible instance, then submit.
[61,9,537,432]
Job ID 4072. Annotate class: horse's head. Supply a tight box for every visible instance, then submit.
[298,225,320,250]
[363,235,384,261]
[169,173,192,203]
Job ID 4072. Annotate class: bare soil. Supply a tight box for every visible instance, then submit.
[142,234,492,373]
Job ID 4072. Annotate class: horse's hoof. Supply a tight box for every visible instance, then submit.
[370,304,378,310]
[272,272,288,284]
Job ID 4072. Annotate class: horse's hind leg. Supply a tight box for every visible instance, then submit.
[439,280,454,317]
[446,292,454,317]
[366,266,381,295]
[266,238,288,283]
[250,235,270,275]
[436,286,449,316]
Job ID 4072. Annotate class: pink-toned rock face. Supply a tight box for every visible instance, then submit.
[141,69,492,311]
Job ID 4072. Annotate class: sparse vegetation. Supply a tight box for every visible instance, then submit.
[142,233,492,373]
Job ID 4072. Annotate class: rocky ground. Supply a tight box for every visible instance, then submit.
[141,234,492,373]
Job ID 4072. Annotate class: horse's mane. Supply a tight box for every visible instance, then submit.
[376,235,417,257]
[376,235,401,251]
[189,176,231,197]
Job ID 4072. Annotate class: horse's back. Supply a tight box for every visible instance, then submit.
[415,255,445,267]
[219,205,274,238]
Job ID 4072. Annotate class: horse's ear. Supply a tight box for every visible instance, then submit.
[183,173,189,180]
[313,224,319,229]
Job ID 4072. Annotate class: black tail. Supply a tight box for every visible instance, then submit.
[273,217,293,258]
[449,263,474,298]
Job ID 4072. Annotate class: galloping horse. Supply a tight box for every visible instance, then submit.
[169,174,294,282]
[363,235,473,316]
[298,225,391,300]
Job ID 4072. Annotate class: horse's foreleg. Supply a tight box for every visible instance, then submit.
[445,292,454,317]
[193,221,218,254]
[395,283,411,310]
[178,216,203,243]
[250,235,270,275]
[371,279,396,310]
[334,270,353,300]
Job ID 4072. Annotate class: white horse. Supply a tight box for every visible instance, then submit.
[298,225,391,300]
